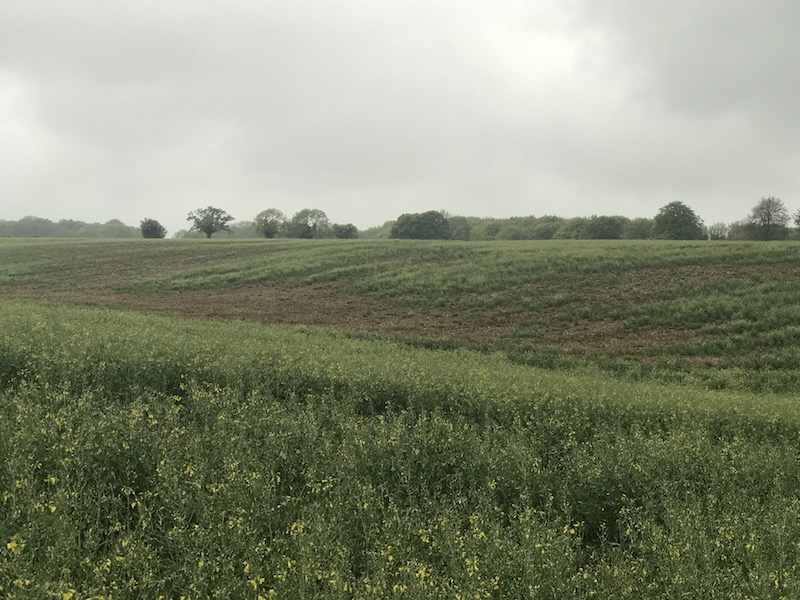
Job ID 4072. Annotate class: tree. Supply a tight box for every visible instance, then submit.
[254,208,286,238]
[481,220,503,240]
[448,216,473,241]
[495,223,529,240]
[390,211,451,240]
[652,202,705,240]
[622,218,654,239]
[748,196,789,240]
[332,223,359,239]
[140,218,167,239]
[187,206,234,238]
[584,215,627,239]
[227,221,258,238]
[14,216,54,236]
[706,222,729,241]
[287,209,330,239]
[529,216,563,240]
[727,219,759,241]
[553,217,590,240]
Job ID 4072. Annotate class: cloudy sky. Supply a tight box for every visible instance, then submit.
[2,1,799,235]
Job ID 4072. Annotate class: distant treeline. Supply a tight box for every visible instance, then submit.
[0,216,139,238]
[362,214,656,241]
[4,197,797,241]
[363,198,800,241]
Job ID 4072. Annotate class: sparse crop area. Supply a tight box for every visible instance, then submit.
[4,238,800,393]
[2,238,800,597]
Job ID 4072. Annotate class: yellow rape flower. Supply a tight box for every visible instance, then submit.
[6,534,24,554]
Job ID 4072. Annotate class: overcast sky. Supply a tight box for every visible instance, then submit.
[2,1,799,235]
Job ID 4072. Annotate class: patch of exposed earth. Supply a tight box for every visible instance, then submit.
[3,280,498,344]
[6,259,794,360]
[0,276,698,358]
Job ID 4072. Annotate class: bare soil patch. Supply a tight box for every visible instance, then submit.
[6,259,797,360]
[4,280,482,343]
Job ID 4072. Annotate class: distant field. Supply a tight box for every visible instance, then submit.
[2,237,800,393]
[2,238,800,597]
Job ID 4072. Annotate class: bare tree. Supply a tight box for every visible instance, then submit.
[748,196,789,240]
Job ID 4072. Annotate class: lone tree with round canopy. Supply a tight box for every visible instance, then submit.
[139,218,167,239]
[254,208,286,238]
[187,206,234,238]
[652,201,705,240]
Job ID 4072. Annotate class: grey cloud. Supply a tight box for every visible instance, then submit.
[572,1,800,123]
[1,1,798,232]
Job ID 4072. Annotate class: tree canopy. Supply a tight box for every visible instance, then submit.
[652,202,705,240]
[140,218,167,239]
[706,222,729,241]
[748,196,789,240]
[584,215,627,240]
[187,206,234,238]
[447,216,473,241]
[0,217,139,238]
[332,223,359,239]
[622,218,654,240]
[390,211,451,240]
[286,209,330,239]
[254,208,286,238]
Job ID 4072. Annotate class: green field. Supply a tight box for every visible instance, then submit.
[2,238,800,598]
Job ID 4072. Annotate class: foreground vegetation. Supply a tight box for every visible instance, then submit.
[2,300,800,598]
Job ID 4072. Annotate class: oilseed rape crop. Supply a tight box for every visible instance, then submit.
[2,299,800,597]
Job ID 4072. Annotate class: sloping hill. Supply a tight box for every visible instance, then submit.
[2,238,800,392]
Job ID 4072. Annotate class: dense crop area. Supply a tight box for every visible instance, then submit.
[2,300,800,597]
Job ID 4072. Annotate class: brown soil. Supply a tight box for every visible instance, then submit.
[4,280,481,343]
[0,277,693,358]
[7,259,796,360]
